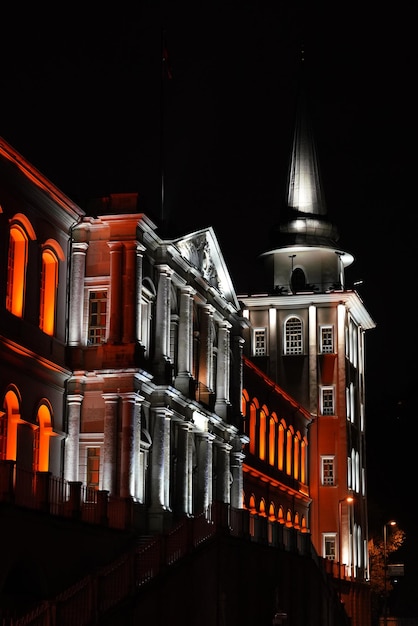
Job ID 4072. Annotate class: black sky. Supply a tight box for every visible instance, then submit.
[1,1,417,578]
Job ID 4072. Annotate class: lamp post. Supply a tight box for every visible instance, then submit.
[383,520,396,626]
[338,495,354,602]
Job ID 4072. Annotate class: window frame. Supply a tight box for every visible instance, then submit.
[284,316,303,355]
[252,327,267,357]
[320,386,335,416]
[323,533,337,560]
[321,455,335,486]
[319,324,334,354]
[87,289,108,345]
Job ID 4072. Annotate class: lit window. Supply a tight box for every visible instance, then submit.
[320,325,334,353]
[88,291,107,344]
[87,447,100,490]
[323,534,337,560]
[35,403,54,472]
[284,317,303,355]
[40,249,59,335]
[320,387,334,415]
[6,225,29,317]
[253,328,267,356]
[321,456,335,486]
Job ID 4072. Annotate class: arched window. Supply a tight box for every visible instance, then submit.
[286,427,293,475]
[6,217,36,317]
[40,245,61,335]
[259,406,267,460]
[278,422,285,470]
[259,498,266,517]
[3,388,22,461]
[268,413,278,466]
[284,316,303,355]
[35,403,54,472]
[293,433,300,480]
[278,505,285,524]
[300,437,308,484]
[249,400,257,455]
[291,267,307,293]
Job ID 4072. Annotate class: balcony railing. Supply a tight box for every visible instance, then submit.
[0,461,348,626]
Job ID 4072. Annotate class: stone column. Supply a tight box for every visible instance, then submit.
[215,321,231,419]
[196,431,214,517]
[119,393,136,498]
[65,394,83,482]
[175,421,193,515]
[122,242,137,343]
[198,304,214,392]
[133,394,144,501]
[102,394,119,493]
[230,446,245,509]
[135,243,146,344]
[215,441,232,504]
[68,242,88,345]
[108,242,123,343]
[150,406,172,511]
[175,286,195,395]
[153,265,172,382]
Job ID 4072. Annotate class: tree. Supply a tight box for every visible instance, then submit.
[368,526,405,621]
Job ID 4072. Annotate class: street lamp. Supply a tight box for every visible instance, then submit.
[338,495,354,601]
[383,520,397,626]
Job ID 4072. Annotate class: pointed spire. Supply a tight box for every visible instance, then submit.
[275,54,340,248]
[287,83,327,216]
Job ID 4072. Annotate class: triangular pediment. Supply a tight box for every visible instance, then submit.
[173,227,239,309]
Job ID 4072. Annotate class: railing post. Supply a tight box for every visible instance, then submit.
[69,481,83,519]
[36,471,52,513]
[97,490,109,526]
[213,500,230,532]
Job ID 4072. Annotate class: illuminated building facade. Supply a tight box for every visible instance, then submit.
[0,93,373,623]
[239,85,375,624]
[65,193,246,533]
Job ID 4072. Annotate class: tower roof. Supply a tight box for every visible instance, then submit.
[274,73,340,249]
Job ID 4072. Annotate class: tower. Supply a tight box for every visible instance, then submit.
[239,77,375,617]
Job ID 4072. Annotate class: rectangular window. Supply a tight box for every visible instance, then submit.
[320,387,334,415]
[88,291,107,344]
[87,447,100,490]
[253,328,267,356]
[320,325,334,353]
[323,534,337,560]
[321,456,335,486]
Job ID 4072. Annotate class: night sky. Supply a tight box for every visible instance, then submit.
[1,1,417,606]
